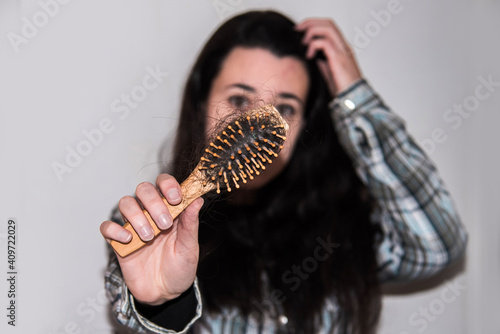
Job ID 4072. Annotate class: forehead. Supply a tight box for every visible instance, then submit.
[213,47,309,97]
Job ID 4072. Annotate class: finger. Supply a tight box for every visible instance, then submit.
[174,197,204,261]
[295,18,332,31]
[136,182,173,230]
[119,195,155,242]
[306,37,355,64]
[297,18,343,37]
[100,220,132,244]
[305,38,336,60]
[156,174,182,206]
[296,18,350,52]
[301,25,347,51]
[306,38,361,92]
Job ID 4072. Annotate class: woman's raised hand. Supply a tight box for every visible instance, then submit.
[100,174,203,305]
[295,18,362,95]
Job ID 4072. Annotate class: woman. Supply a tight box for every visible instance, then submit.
[100,10,467,333]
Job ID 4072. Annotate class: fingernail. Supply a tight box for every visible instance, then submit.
[140,225,154,241]
[158,213,173,229]
[118,230,132,243]
[167,188,181,203]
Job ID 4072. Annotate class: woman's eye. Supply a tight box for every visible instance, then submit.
[276,104,296,117]
[228,95,250,109]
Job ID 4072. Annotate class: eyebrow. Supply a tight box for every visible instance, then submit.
[225,83,304,106]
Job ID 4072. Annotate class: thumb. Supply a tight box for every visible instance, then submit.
[174,197,204,258]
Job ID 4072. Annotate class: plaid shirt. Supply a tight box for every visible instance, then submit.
[104,79,468,333]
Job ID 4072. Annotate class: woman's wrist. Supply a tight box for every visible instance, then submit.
[328,78,367,110]
[133,285,198,331]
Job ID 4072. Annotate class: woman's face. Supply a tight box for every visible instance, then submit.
[205,47,309,189]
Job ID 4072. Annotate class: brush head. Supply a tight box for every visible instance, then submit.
[198,104,289,193]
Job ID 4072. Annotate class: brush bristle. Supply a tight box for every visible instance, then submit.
[198,104,289,193]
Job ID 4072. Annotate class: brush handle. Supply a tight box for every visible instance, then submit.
[110,170,214,257]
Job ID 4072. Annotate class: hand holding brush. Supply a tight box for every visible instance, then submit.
[100,104,288,304]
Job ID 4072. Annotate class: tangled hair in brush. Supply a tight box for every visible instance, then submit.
[164,10,382,334]
[199,105,288,194]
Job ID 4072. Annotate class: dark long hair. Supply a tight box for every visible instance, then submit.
[167,10,381,333]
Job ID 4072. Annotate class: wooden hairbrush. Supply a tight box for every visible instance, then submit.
[111,104,289,257]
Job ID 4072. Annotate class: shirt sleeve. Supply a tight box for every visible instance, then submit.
[329,79,468,282]
[104,208,202,333]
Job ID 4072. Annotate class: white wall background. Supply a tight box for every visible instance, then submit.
[1,0,498,333]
